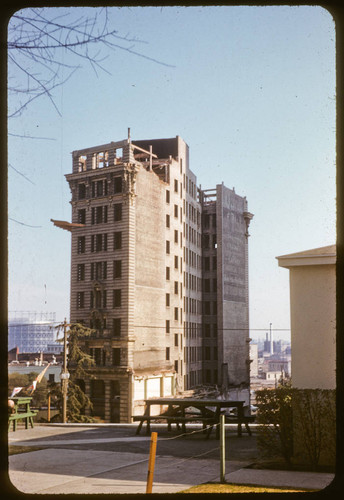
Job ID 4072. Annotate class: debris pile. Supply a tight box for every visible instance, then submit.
[178,385,221,400]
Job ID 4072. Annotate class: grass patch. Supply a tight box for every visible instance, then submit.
[8,445,44,455]
[179,483,316,493]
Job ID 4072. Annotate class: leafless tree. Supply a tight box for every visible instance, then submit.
[8,7,172,119]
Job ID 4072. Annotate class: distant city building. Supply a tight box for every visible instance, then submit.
[8,312,59,353]
[260,358,290,381]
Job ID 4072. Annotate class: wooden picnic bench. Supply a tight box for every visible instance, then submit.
[8,397,38,431]
[225,413,255,436]
[133,398,254,438]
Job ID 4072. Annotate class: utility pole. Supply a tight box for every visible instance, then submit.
[60,318,70,423]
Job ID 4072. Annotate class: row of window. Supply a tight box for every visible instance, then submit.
[166,173,200,340]
[185,201,200,225]
[168,164,197,202]
[184,297,200,314]
[78,176,122,200]
[185,369,218,387]
[166,245,201,272]
[184,248,200,268]
[77,289,122,309]
[185,273,201,291]
[203,213,217,229]
[165,345,217,365]
[204,278,217,293]
[79,265,211,292]
[77,149,122,172]
[86,317,121,336]
[166,184,200,225]
[185,223,201,247]
[185,175,197,200]
[203,323,218,337]
[186,370,202,389]
[76,316,214,340]
[77,177,207,228]
[77,204,209,240]
[204,256,217,272]
[203,233,217,249]
[166,231,183,251]
[77,203,122,225]
[178,364,218,385]
[184,346,202,363]
[184,322,202,339]
[165,352,184,377]
[90,347,121,366]
[78,234,204,256]
[203,301,217,316]
[77,232,122,253]
[165,263,181,280]
[77,261,122,281]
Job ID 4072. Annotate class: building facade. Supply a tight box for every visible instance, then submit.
[277,245,336,390]
[64,134,253,422]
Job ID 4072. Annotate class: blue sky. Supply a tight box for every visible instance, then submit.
[8,6,336,341]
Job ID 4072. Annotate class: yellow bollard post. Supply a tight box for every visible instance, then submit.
[220,414,226,483]
[146,432,158,494]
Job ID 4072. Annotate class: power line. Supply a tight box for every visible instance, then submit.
[8,132,56,141]
[8,322,59,328]
[133,325,291,332]
[9,217,42,228]
[7,322,290,332]
[9,163,35,185]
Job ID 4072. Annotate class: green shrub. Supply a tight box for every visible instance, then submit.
[256,386,336,468]
[256,386,293,464]
[292,388,335,468]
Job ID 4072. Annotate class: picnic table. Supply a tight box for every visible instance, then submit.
[8,397,38,431]
[133,398,253,438]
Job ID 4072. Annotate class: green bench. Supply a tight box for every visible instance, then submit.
[8,397,38,431]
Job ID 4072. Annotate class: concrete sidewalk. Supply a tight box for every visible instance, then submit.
[9,448,253,494]
[8,424,335,494]
[224,468,335,491]
[8,448,335,494]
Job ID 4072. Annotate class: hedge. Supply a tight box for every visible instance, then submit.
[256,387,336,468]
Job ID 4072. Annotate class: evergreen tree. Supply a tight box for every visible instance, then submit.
[56,322,96,422]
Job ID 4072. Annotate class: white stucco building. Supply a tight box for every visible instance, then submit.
[276,245,336,390]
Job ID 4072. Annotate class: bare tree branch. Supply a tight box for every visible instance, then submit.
[8,7,174,118]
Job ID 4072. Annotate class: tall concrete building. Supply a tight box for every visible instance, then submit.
[201,186,253,389]
[61,133,253,422]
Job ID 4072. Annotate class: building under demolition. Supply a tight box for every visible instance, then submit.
[57,132,253,422]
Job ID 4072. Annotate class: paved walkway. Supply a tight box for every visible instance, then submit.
[8,424,336,494]
[9,448,252,494]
